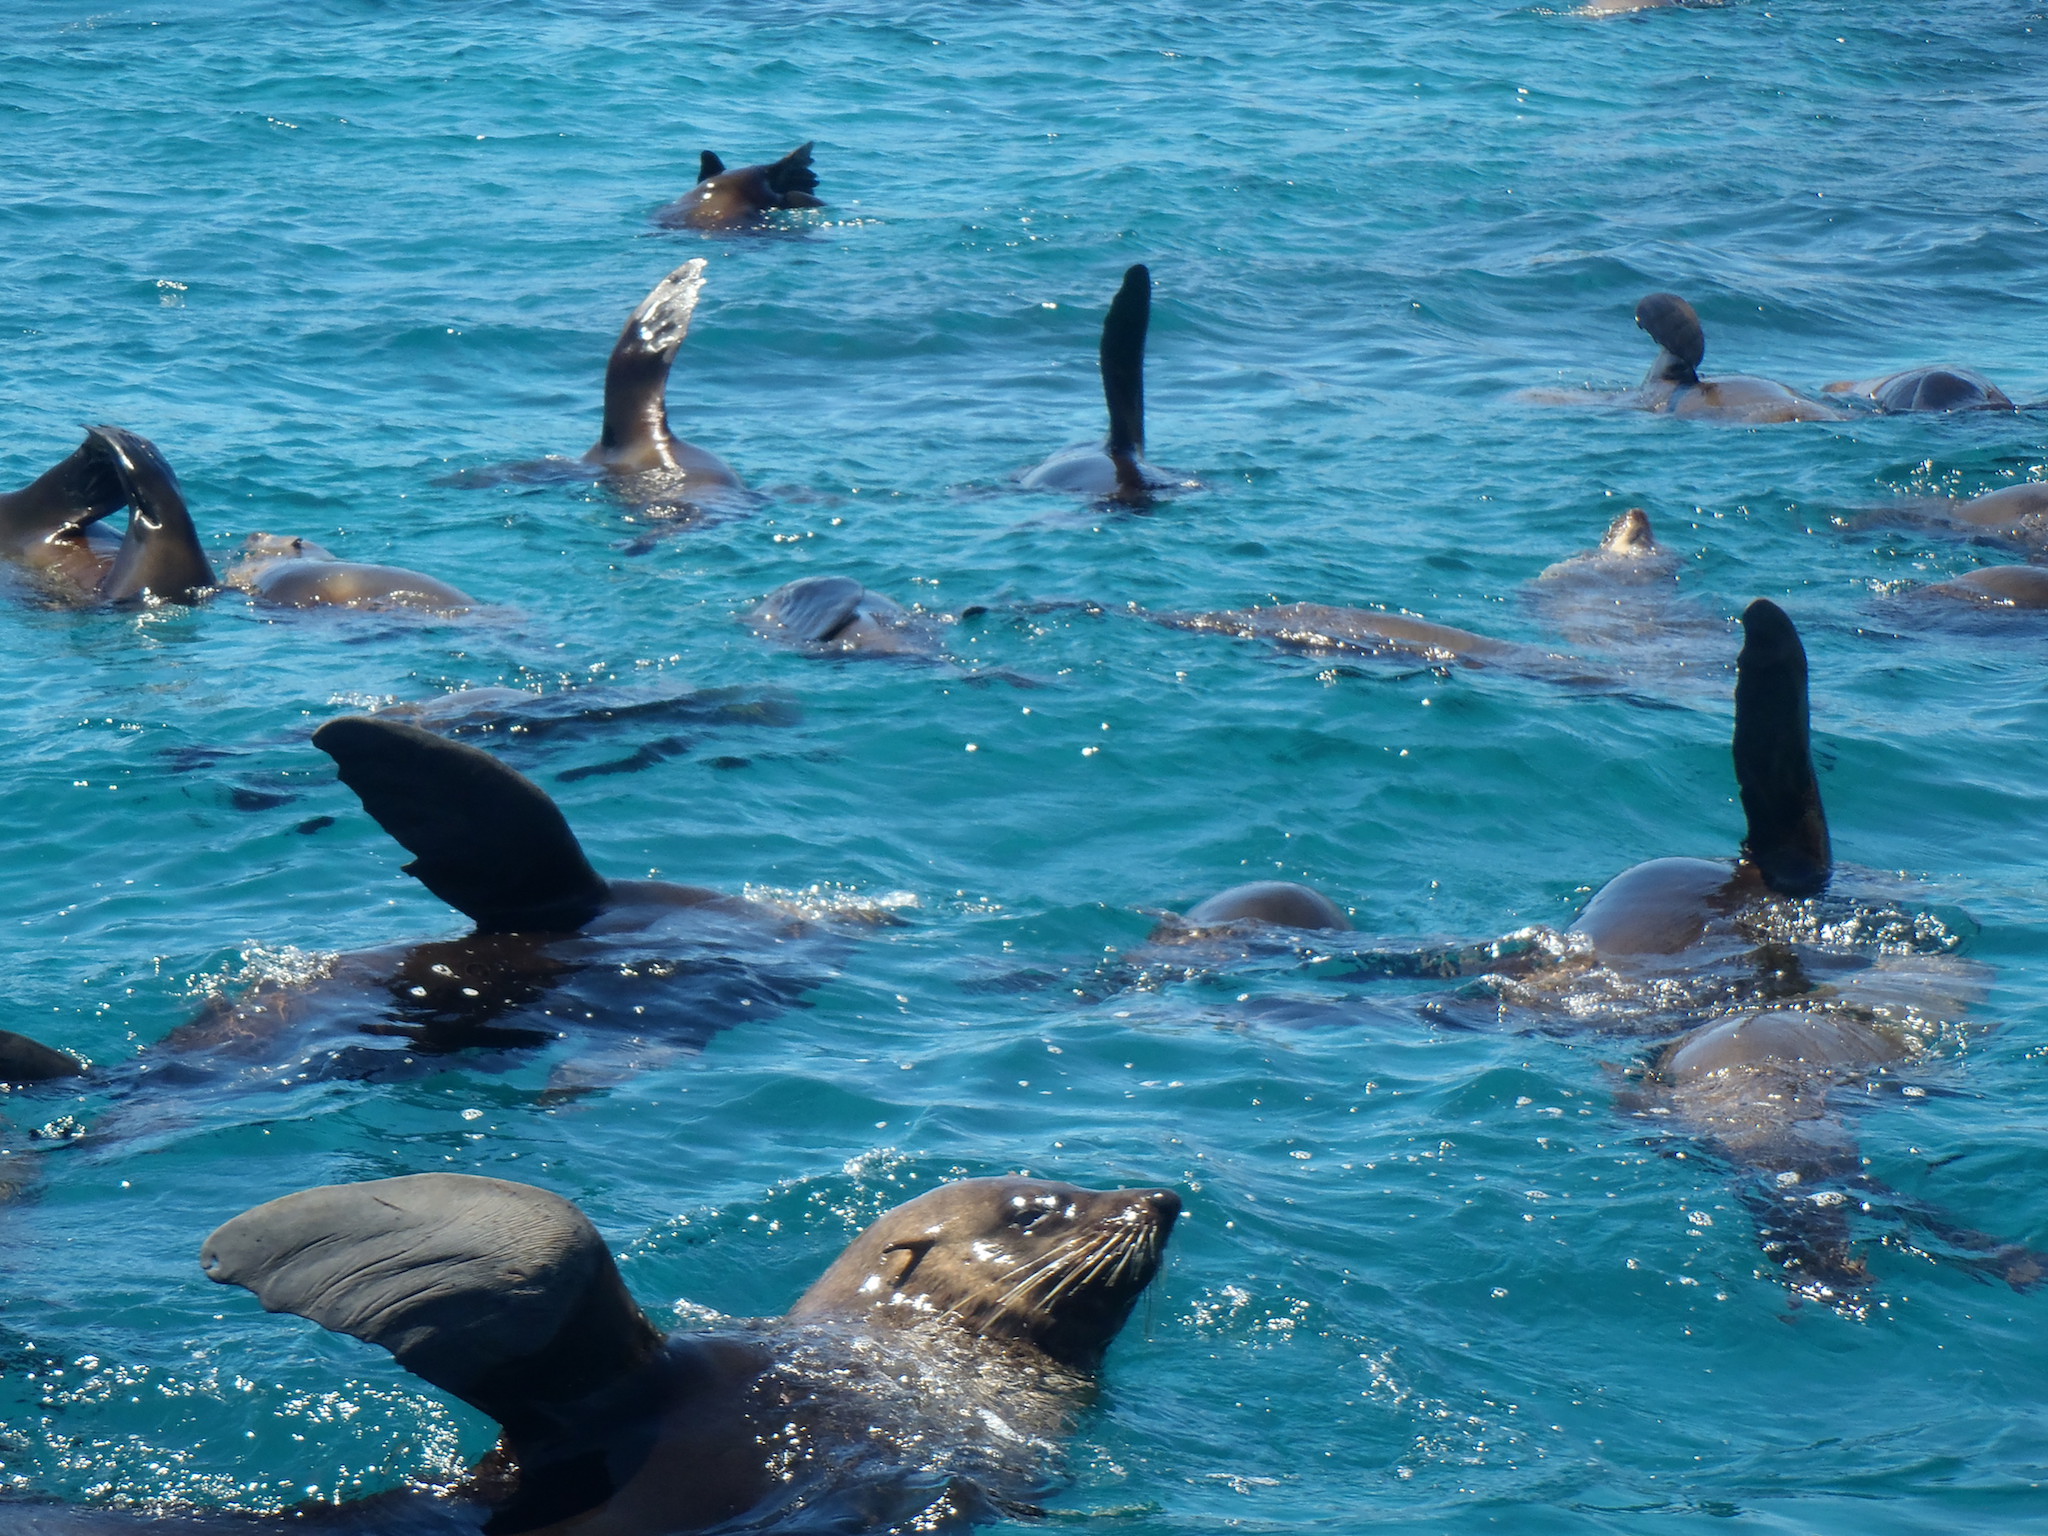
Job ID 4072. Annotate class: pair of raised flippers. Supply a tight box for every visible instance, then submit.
[0,425,212,606]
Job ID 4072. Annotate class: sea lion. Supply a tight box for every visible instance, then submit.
[1924,564,2048,607]
[1534,507,1675,583]
[226,533,476,613]
[1569,598,1829,958]
[584,259,744,488]
[1823,366,2016,413]
[1020,265,1182,502]
[193,1170,1177,1533]
[654,143,823,230]
[749,575,939,657]
[0,426,215,604]
[1,718,827,1090]
[1635,1006,2043,1303]
[1630,293,1846,423]
[1159,881,1352,934]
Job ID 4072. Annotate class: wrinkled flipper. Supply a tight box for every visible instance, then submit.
[761,141,821,205]
[594,260,708,463]
[1733,599,1831,897]
[0,1029,83,1083]
[0,430,130,548]
[313,716,611,933]
[202,1174,663,1437]
[758,575,865,642]
[697,150,726,182]
[92,427,217,605]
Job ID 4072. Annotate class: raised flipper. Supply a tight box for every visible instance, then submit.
[0,1029,84,1083]
[92,427,217,605]
[1636,292,1705,386]
[589,260,708,472]
[312,716,611,933]
[759,141,822,207]
[697,150,725,182]
[756,575,865,642]
[0,429,129,552]
[1101,265,1150,497]
[204,1174,665,1529]
[1732,599,1831,897]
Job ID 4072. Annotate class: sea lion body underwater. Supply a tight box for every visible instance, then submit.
[0,427,215,605]
[1631,294,1846,424]
[749,574,939,657]
[655,143,823,231]
[0,719,818,1089]
[1020,265,1182,503]
[1156,881,1352,936]
[227,533,476,613]
[1568,598,1830,959]
[180,1170,1178,1534]
[1824,366,2017,413]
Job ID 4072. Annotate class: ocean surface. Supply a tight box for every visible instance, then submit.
[4,1,2048,1532]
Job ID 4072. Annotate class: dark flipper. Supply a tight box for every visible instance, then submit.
[92,428,217,605]
[1636,292,1704,386]
[1733,598,1831,897]
[0,1029,84,1083]
[757,575,865,642]
[594,260,707,464]
[201,1174,663,1435]
[0,431,129,549]
[1101,264,1150,464]
[312,716,611,933]
[762,141,820,204]
[697,149,726,182]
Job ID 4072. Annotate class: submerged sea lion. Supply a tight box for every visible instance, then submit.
[1630,293,1845,424]
[1534,507,1675,584]
[0,719,827,1091]
[179,1170,1178,1533]
[1155,881,1352,936]
[655,143,823,230]
[1824,366,2016,414]
[1569,598,1828,959]
[0,426,215,605]
[1020,265,1182,502]
[1634,1006,2043,1304]
[749,574,939,657]
[226,533,476,613]
[1924,564,2048,608]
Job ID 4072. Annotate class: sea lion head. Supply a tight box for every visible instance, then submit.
[1635,293,1705,384]
[240,531,337,562]
[1600,506,1657,555]
[788,1176,1181,1371]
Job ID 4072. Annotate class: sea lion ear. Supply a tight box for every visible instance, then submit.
[756,575,865,642]
[1635,292,1705,379]
[200,1174,662,1429]
[698,150,725,181]
[1733,599,1831,897]
[880,1238,935,1286]
[312,716,611,933]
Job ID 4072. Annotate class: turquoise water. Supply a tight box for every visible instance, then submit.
[4,0,2048,1531]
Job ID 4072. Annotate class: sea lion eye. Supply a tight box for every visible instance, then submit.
[1009,1207,1049,1232]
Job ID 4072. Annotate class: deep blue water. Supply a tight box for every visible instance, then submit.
[3,1,2048,1532]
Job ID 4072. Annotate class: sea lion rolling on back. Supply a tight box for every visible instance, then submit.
[0,427,215,605]
[1569,598,1829,958]
[749,574,939,657]
[1020,265,1182,503]
[1630,293,1845,424]
[655,142,823,230]
[585,259,744,488]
